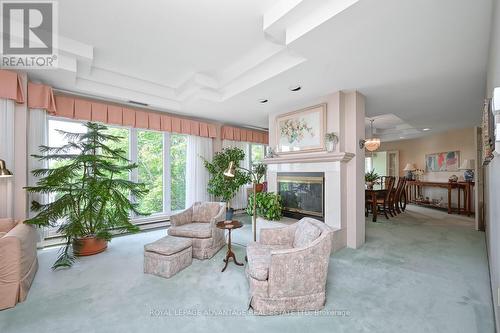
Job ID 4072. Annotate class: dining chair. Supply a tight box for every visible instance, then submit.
[366,176,395,219]
[399,178,408,212]
[394,177,406,214]
[379,176,391,189]
[389,178,405,215]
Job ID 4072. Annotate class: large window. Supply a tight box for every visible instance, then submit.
[45,120,88,236]
[48,119,87,155]
[137,130,164,214]
[46,118,189,225]
[170,134,187,212]
[250,144,265,166]
[102,126,130,180]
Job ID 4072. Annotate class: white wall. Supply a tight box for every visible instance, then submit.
[485,160,500,327]
[485,0,500,326]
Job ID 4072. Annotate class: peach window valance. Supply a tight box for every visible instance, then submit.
[0,70,25,103]
[27,82,56,112]
[221,125,268,145]
[52,94,217,138]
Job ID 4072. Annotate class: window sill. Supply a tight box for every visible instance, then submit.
[40,216,171,248]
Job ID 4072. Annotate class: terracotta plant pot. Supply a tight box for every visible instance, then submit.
[73,236,108,256]
[255,183,264,193]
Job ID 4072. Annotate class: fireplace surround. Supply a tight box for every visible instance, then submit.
[265,91,366,250]
[277,172,324,220]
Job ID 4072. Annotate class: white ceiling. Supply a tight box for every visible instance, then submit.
[365,114,423,142]
[26,0,493,135]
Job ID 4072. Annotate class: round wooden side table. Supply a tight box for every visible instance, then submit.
[216,220,244,272]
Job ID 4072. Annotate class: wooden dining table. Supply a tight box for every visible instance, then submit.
[365,187,388,222]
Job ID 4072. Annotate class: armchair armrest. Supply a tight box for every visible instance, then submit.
[0,219,17,233]
[259,224,297,246]
[0,236,21,285]
[0,223,38,283]
[209,205,226,237]
[170,207,193,227]
[267,234,332,298]
[210,206,226,224]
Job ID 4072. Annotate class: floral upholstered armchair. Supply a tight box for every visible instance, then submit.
[168,202,226,259]
[245,217,333,315]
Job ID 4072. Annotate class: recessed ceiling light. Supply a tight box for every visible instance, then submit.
[422,128,431,131]
[289,85,302,92]
[400,136,406,139]
[258,99,268,103]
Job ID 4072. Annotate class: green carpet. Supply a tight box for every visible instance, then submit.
[0,206,494,332]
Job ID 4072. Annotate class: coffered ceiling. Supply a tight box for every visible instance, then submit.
[25,0,493,135]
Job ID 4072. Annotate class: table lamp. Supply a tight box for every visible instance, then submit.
[403,163,416,180]
[459,159,475,182]
[0,159,13,177]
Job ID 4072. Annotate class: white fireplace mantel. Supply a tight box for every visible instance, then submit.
[262,151,355,165]
[266,159,343,233]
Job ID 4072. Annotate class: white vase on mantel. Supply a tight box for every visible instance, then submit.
[326,141,336,153]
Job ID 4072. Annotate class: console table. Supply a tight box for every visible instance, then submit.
[405,181,474,216]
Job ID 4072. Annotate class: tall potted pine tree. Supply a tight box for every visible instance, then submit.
[25,122,148,269]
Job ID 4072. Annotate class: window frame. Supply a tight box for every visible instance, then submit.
[45,117,177,228]
[365,156,373,172]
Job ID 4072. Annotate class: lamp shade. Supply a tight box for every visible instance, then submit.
[0,159,13,177]
[459,159,475,170]
[364,138,380,152]
[223,161,236,178]
[403,163,416,171]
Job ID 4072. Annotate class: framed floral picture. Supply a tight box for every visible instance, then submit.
[276,104,326,153]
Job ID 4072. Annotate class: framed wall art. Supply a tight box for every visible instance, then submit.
[275,104,326,154]
[425,151,460,172]
[482,98,495,166]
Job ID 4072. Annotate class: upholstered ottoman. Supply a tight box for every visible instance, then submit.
[144,236,192,278]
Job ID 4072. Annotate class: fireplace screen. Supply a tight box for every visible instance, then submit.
[277,172,324,220]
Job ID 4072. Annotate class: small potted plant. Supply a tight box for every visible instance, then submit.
[325,132,339,152]
[365,169,379,190]
[252,163,267,192]
[246,192,282,221]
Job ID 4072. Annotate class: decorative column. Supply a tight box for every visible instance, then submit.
[342,91,366,248]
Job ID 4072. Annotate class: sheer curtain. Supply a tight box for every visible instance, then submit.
[27,109,48,241]
[0,99,15,218]
[222,140,250,210]
[185,135,213,207]
[27,109,47,213]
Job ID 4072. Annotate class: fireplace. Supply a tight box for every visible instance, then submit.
[277,172,325,221]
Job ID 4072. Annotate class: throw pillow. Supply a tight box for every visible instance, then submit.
[293,221,321,248]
